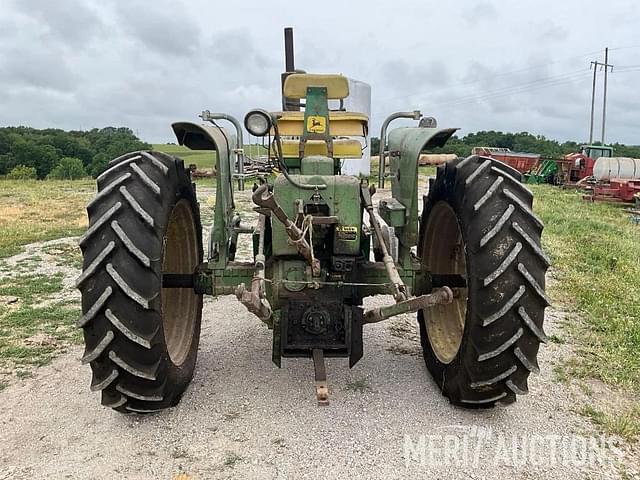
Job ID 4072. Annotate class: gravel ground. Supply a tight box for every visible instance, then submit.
[0,183,638,479]
[1,296,637,479]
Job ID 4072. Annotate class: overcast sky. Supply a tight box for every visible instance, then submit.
[1,0,639,145]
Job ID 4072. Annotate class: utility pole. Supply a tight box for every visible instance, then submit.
[588,62,597,144]
[601,47,613,144]
[588,49,614,145]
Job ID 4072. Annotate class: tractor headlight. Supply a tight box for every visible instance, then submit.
[244,109,272,137]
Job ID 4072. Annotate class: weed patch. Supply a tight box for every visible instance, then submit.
[580,405,640,442]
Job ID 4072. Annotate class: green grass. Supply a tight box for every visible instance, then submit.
[580,405,640,442]
[547,333,566,344]
[0,179,94,258]
[419,165,438,177]
[367,158,438,185]
[0,274,80,372]
[153,143,268,170]
[42,242,83,269]
[153,144,216,169]
[0,273,65,304]
[530,185,640,392]
[344,377,371,393]
[223,452,244,467]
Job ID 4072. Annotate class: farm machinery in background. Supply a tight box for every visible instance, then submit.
[525,145,640,204]
[525,144,613,186]
[584,156,640,203]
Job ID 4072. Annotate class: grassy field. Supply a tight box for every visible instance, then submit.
[0,180,95,258]
[0,273,81,382]
[153,143,268,170]
[0,179,92,381]
[530,185,640,392]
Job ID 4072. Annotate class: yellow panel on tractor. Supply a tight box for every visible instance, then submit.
[272,138,363,159]
[283,74,350,99]
[274,111,368,137]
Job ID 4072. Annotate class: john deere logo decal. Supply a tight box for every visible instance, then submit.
[307,116,326,134]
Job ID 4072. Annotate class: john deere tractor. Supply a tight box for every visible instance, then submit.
[77,29,549,413]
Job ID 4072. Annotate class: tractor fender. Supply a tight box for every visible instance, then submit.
[171,121,235,266]
[387,127,458,248]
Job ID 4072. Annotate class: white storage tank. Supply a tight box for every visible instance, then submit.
[341,78,371,176]
[593,157,640,181]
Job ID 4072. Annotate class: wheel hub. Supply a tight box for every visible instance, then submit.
[422,201,468,365]
[161,199,200,367]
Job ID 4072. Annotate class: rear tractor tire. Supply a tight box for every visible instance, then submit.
[76,151,203,413]
[417,156,550,407]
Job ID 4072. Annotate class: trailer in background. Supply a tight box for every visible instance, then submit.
[471,147,540,175]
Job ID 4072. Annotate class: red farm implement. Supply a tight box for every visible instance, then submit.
[471,147,540,175]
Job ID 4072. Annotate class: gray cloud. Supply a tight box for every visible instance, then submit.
[0,45,77,93]
[534,22,570,43]
[462,2,499,24]
[10,0,104,48]
[112,0,202,56]
[0,0,638,146]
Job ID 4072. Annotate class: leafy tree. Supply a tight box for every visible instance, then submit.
[424,130,640,159]
[0,126,150,178]
[609,142,640,158]
[11,141,60,178]
[89,153,110,178]
[6,165,37,179]
[370,136,380,156]
[47,157,87,180]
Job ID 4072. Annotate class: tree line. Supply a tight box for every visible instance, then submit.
[2,127,639,180]
[373,130,640,159]
[0,126,150,179]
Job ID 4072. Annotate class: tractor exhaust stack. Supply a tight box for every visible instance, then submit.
[281,27,301,111]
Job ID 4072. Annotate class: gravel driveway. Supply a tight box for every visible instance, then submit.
[0,295,634,479]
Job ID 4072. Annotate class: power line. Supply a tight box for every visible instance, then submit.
[417,70,590,109]
[376,49,603,105]
[608,44,640,52]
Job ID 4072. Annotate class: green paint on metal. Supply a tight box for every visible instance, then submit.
[526,159,559,184]
[271,174,361,257]
[378,198,406,227]
[301,86,331,159]
[387,126,457,264]
[301,155,334,176]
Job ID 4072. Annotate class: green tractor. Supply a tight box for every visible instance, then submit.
[77,29,549,412]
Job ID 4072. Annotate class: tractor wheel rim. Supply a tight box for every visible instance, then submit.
[422,201,468,365]
[161,199,199,367]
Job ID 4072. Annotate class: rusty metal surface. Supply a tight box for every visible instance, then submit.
[252,184,320,276]
[235,215,273,322]
[312,349,329,406]
[361,184,407,301]
[363,287,454,324]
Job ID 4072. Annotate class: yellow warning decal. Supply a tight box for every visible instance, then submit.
[336,225,358,241]
[306,115,326,134]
